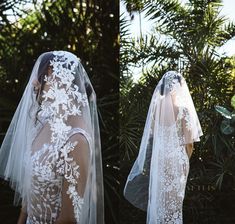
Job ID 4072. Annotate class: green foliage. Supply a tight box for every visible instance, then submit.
[232,95,235,109]
[215,95,235,135]
[215,106,233,119]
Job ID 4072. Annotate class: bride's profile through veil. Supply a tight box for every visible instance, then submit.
[0,51,104,224]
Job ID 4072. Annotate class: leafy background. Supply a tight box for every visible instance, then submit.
[120,0,235,224]
[0,0,119,223]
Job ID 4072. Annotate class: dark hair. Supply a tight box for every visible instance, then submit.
[160,73,182,96]
[160,77,165,96]
[35,52,54,103]
[85,82,93,98]
[32,53,54,124]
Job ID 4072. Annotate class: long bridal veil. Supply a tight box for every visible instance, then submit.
[0,51,104,223]
[124,71,203,223]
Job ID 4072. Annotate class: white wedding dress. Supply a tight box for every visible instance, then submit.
[0,51,104,224]
[124,71,203,224]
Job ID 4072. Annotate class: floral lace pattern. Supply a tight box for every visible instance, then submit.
[175,93,193,146]
[148,85,191,223]
[124,71,202,224]
[27,51,89,223]
[164,71,182,92]
[150,124,189,224]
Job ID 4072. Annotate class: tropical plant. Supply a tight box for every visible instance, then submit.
[215,95,235,135]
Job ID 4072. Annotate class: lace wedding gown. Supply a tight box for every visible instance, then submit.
[124,71,203,224]
[26,119,91,223]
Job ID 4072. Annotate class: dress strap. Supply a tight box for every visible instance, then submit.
[68,128,92,149]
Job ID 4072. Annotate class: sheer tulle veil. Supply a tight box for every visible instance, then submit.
[0,51,104,223]
[124,71,203,223]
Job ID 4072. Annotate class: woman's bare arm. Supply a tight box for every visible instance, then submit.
[17,208,27,224]
[186,143,194,159]
[55,134,90,223]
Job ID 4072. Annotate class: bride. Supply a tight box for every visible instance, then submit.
[124,71,203,224]
[0,51,104,224]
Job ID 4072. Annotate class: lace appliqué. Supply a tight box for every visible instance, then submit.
[153,125,189,224]
[28,51,88,223]
[151,92,191,223]
[67,185,84,221]
[175,94,192,145]
[164,71,181,92]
